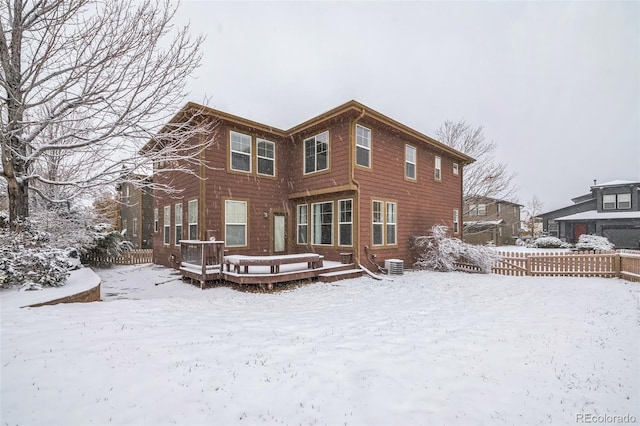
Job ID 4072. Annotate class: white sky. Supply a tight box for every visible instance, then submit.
[172,1,639,212]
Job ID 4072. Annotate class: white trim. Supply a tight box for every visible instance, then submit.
[338,198,353,246]
[230,130,252,173]
[355,124,371,168]
[256,138,276,176]
[303,131,329,175]
[405,144,416,180]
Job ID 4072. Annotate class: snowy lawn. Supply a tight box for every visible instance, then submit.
[1,264,639,425]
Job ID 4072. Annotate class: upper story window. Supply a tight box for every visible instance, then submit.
[453,163,459,176]
[153,208,158,233]
[304,131,329,174]
[163,206,170,245]
[257,139,275,176]
[230,131,251,172]
[355,125,371,168]
[603,193,631,210]
[434,156,442,180]
[405,145,416,180]
[469,204,486,216]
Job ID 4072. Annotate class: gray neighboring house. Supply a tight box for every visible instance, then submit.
[538,180,640,249]
[117,177,154,249]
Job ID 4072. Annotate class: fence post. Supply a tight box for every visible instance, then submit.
[614,252,621,278]
[525,255,531,276]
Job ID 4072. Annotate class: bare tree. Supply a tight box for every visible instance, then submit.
[436,120,518,205]
[522,195,544,239]
[1,0,215,229]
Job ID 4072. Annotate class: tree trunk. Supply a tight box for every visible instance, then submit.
[7,174,29,228]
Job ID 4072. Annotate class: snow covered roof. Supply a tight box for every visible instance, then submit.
[554,210,640,221]
[591,180,640,189]
[464,220,505,226]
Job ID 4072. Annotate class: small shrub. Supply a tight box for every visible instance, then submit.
[529,236,572,249]
[575,234,614,251]
[412,225,501,273]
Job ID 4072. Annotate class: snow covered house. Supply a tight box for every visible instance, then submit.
[144,100,474,270]
[538,180,640,249]
[463,196,522,245]
[117,177,153,249]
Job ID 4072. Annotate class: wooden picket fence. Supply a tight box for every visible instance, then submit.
[83,249,153,266]
[485,250,640,281]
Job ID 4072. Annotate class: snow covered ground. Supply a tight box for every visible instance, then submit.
[2,264,639,425]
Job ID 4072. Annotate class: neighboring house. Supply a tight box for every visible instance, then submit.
[144,100,474,269]
[538,180,640,249]
[117,177,153,249]
[463,196,522,245]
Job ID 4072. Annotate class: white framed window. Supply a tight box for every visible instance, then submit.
[372,200,384,246]
[355,124,371,168]
[386,202,397,245]
[163,206,170,245]
[469,204,487,216]
[338,199,353,246]
[230,131,251,172]
[453,209,459,234]
[225,200,247,247]
[257,139,275,176]
[304,131,329,174]
[434,156,442,180]
[133,218,138,237]
[453,163,459,176]
[122,219,128,236]
[548,220,559,237]
[154,208,158,233]
[175,203,182,245]
[405,145,416,179]
[602,194,616,210]
[297,204,308,244]
[312,201,333,245]
[188,200,198,240]
[617,193,631,209]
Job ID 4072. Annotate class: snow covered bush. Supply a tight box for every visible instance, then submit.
[574,234,614,251]
[529,236,572,249]
[0,218,70,288]
[412,225,501,273]
[81,224,133,267]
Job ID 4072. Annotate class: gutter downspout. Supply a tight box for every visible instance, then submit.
[351,108,366,266]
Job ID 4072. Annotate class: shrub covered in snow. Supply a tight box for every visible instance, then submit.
[529,236,572,249]
[81,224,133,267]
[0,218,70,288]
[412,225,501,273]
[574,234,614,251]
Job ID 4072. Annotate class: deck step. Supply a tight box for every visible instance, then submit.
[318,268,364,283]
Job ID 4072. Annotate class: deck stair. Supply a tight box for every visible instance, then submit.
[318,268,364,283]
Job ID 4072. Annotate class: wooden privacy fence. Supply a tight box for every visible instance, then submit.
[83,249,153,266]
[489,250,640,281]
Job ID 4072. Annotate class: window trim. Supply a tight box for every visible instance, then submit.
[174,203,183,246]
[224,199,248,248]
[355,124,371,168]
[453,209,459,234]
[311,201,334,246]
[372,200,384,246]
[453,163,459,176]
[434,156,442,181]
[229,130,252,173]
[163,206,170,246]
[386,202,397,246]
[297,204,308,245]
[405,144,417,180]
[338,198,353,247]
[256,138,276,177]
[617,193,631,209]
[133,217,138,237]
[188,199,198,240]
[303,131,330,175]
[153,208,158,233]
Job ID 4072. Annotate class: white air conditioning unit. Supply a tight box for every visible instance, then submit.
[384,259,404,275]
